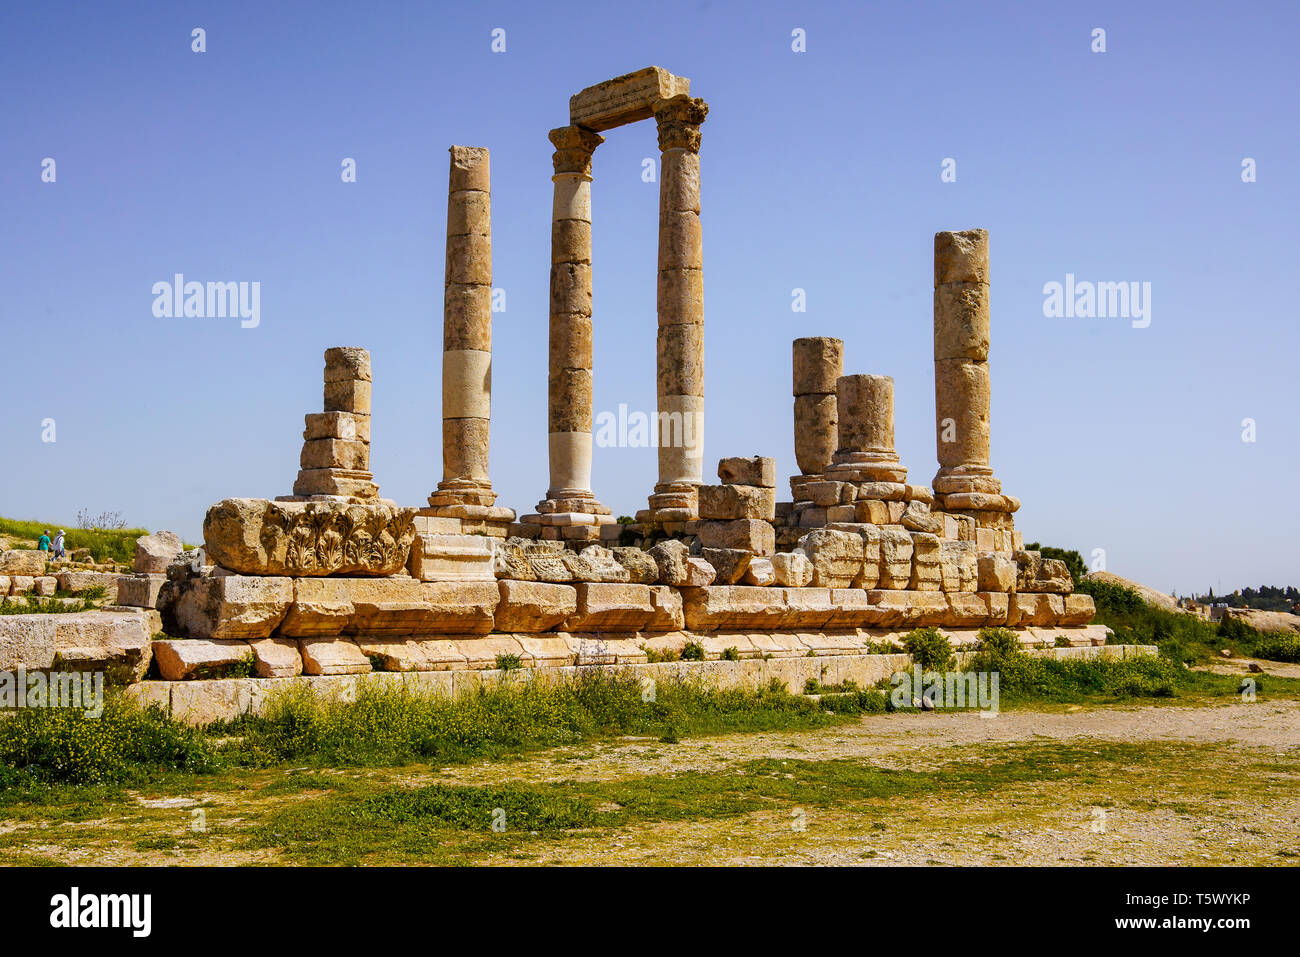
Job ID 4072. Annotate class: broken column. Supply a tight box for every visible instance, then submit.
[644,94,709,523]
[697,456,777,564]
[824,373,920,524]
[429,146,497,511]
[931,229,1019,548]
[287,347,380,502]
[790,337,841,497]
[526,125,613,543]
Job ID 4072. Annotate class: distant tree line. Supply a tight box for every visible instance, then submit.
[1191,585,1300,613]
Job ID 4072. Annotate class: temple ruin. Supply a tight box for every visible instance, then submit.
[86,67,1109,720]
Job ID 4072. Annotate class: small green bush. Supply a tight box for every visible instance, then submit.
[720,646,740,661]
[902,627,955,671]
[680,641,705,661]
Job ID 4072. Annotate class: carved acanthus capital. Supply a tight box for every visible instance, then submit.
[550,125,605,176]
[653,95,709,152]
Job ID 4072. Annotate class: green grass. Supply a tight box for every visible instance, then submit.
[0,595,95,615]
[0,517,146,565]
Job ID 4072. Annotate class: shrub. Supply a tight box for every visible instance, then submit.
[679,641,705,661]
[0,692,218,785]
[975,627,1022,657]
[494,653,522,672]
[720,646,740,661]
[902,627,954,671]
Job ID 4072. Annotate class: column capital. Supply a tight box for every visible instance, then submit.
[653,95,709,152]
[549,126,605,177]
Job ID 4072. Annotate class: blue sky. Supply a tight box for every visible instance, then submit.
[1,0,1295,596]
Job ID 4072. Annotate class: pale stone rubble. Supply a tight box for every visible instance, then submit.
[2,67,1105,705]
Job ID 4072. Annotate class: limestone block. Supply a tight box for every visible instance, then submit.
[163,575,293,640]
[977,554,1017,593]
[697,484,776,521]
[444,284,494,352]
[355,639,438,672]
[7,576,34,595]
[867,590,950,628]
[134,531,183,574]
[1006,593,1065,627]
[826,589,888,628]
[513,635,576,668]
[980,592,1010,625]
[939,540,978,593]
[945,593,991,626]
[495,580,577,633]
[0,576,9,596]
[696,519,775,556]
[565,583,653,631]
[702,547,752,585]
[680,586,787,630]
[248,637,303,678]
[0,550,47,576]
[408,533,496,582]
[806,481,845,507]
[825,505,856,524]
[562,546,632,583]
[300,438,369,471]
[656,266,704,325]
[611,547,659,584]
[446,231,492,286]
[279,578,354,637]
[491,538,537,581]
[900,503,944,535]
[645,585,686,631]
[797,529,863,589]
[934,282,990,361]
[934,229,989,285]
[742,557,776,587]
[204,499,415,577]
[933,359,990,468]
[877,528,914,590]
[1061,593,1097,625]
[781,588,837,629]
[304,411,359,442]
[291,468,379,500]
[0,609,154,681]
[792,337,844,395]
[324,346,372,382]
[33,577,56,597]
[794,394,838,475]
[448,145,490,193]
[683,557,715,585]
[300,638,372,675]
[835,374,896,455]
[855,499,892,525]
[569,66,691,131]
[152,638,252,681]
[324,378,372,415]
[717,456,776,488]
[771,551,813,588]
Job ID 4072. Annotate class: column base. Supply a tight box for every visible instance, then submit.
[291,468,380,502]
[428,478,498,508]
[641,481,698,523]
[932,467,1019,528]
[416,504,516,538]
[824,451,908,484]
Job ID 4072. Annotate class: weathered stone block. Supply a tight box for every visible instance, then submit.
[697,485,776,521]
[0,550,47,576]
[300,638,372,675]
[408,533,496,582]
[717,456,776,488]
[771,551,812,588]
[697,519,774,556]
[495,580,577,633]
[564,583,653,631]
[248,637,303,678]
[977,554,1017,593]
[701,547,752,585]
[163,575,293,640]
[278,577,355,637]
[798,528,863,589]
[204,499,414,577]
[153,638,252,681]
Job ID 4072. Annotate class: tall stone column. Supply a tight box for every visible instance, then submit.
[532,125,611,533]
[931,229,1018,532]
[430,146,497,509]
[644,94,709,523]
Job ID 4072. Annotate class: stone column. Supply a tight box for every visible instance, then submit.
[825,372,908,484]
[792,337,842,479]
[285,347,380,502]
[931,229,1018,530]
[534,125,611,527]
[430,146,496,509]
[645,94,709,522]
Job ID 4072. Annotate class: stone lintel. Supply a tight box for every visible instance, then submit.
[569,66,690,132]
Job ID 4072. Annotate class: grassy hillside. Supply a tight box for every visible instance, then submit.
[0,517,146,565]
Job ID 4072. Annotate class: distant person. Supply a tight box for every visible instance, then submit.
[52,530,66,560]
[38,530,51,553]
